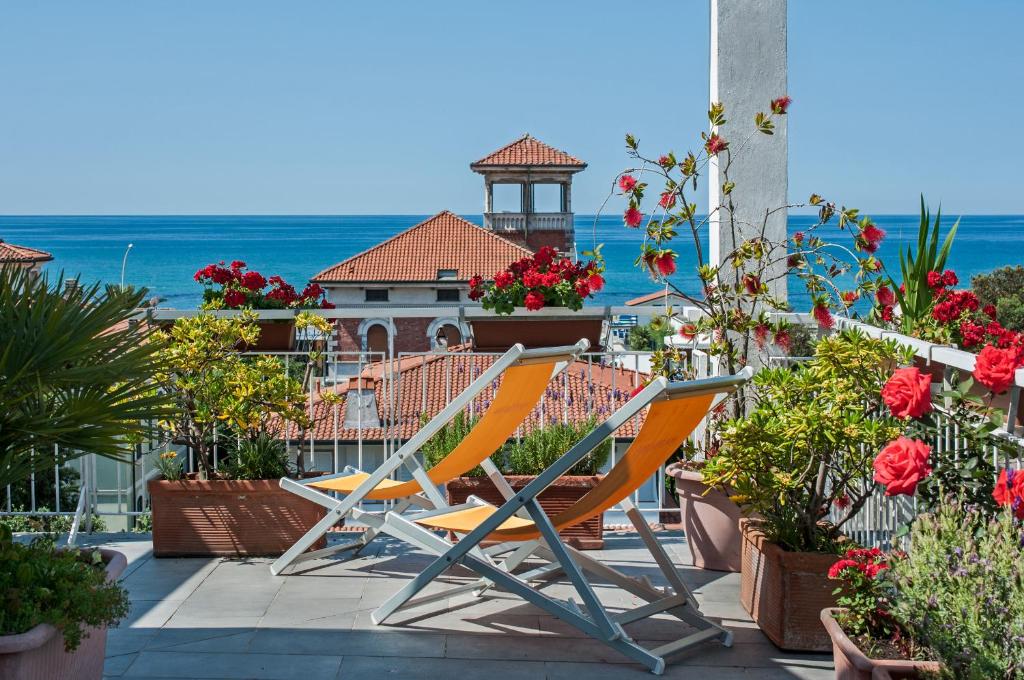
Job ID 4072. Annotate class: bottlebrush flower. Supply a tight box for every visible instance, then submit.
[618,174,638,193]
[973,344,1019,394]
[754,323,770,349]
[841,291,858,306]
[524,291,545,311]
[655,252,676,277]
[658,191,676,209]
[770,96,791,114]
[792,231,804,245]
[812,302,834,329]
[873,437,932,496]
[742,274,761,295]
[881,367,933,419]
[880,305,894,322]
[624,207,643,227]
[875,286,895,307]
[704,133,728,155]
[678,323,697,341]
[833,494,851,510]
[859,223,885,254]
[773,328,792,353]
[657,155,672,168]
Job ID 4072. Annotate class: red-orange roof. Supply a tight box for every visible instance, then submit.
[471,134,586,170]
[281,351,648,442]
[311,211,532,283]
[0,239,53,264]
[625,290,689,307]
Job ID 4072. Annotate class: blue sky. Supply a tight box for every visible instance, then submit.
[1,1,1021,215]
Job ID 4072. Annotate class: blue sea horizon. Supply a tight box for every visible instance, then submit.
[2,214,1022,312]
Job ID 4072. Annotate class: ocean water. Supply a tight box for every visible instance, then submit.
[1,214,1022,311]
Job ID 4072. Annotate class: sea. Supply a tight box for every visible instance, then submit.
[1,214,1022,312]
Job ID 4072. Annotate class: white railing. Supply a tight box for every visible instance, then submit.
[483,212,570,233]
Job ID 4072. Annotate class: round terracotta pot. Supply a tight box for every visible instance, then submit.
[667,463,743,572]
[0,548,127,680]
[821,608,941,680]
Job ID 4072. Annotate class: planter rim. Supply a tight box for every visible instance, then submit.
[821,608,942,673]
[740,518,842,569]
[665,464,704,483]
[147,472,324,492]
[0,548,127,655]
[447,474,602,489]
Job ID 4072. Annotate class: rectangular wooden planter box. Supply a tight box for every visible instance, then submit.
[739,518,839,652]
[468,316,604,351]
[445,475,604,549]
[148,478,327,557]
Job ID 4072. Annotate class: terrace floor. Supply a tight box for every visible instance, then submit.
[85,531,834,680]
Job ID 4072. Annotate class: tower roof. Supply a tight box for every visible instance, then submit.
[0,239,53,264]
[311,211,532,283]
[470,134,586,170]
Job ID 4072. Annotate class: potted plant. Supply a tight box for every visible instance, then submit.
[149,312,330,557]
[666,459,744,572]
[703,330,909,651]
[193,260,335,351]
[467,246,607,349]
[0,266,168,679]
[425,414,612,549]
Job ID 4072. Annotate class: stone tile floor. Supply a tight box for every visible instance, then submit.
[82,531,834,680]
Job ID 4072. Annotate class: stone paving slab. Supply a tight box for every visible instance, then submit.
[78,532,833,680]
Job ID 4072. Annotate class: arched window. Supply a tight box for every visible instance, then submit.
[366,324,389,355]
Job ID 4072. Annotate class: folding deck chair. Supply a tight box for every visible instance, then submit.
[270,340,589,576]
[359,368,753,675]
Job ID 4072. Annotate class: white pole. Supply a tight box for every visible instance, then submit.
[120,243,134,290]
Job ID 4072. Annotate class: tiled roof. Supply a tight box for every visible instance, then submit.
[311,211,532,283]
[625,290,689,306]
[0,239,53,264]
[281,351,648,443]
[471,134,586,169]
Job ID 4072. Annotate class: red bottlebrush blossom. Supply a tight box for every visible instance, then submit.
[875,286,895,307]
[792,231,804,245]
[973,344,1020,394]
[773,328,792,353]
[881,366,933,419]
[241,270,267,291]
[770,96,792,114]
[742,274,761,295]
[524,291,545,311]
[787,254,802,269]
[618,174,638,193]
[942,269,958,286]
[833,494,851,510]
[859,223,886,254]
[657,155,672,168]
[753,323,770,349]
[678,323,697,341]
[873,437,932,496]
[223,289,247,308]
[587,273,604,293]
[704,133,728,155]
[624,207,643,228]
[926,270,944,290]
[658,191,676,209]
[812,302,834,329]
[993,468,1024,519]
[655,252,676,277]
[842,291,858,306]
[880,305,895,322]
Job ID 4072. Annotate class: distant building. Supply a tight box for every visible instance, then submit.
[312,135,588,359]
[0,239,53,273]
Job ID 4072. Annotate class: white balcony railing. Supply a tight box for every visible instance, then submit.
[484,212,570,233]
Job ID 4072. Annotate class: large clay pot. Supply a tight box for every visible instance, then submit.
[468,315,604,351]
[667,463,742,572]
[148,476,327,557]
[0,548,127,680]
[739,518,839,652]
[821,608,941,680]
[445,475,604,549]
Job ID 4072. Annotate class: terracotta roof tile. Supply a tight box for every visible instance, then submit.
[471,134,586,169]
[625,290,689,306]
[0,239,53,264]
[311,211,532,283]
[283,352,648,443]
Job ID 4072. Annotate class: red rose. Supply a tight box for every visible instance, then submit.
[618,175,638,193]
[655,252,676,276]
[881,367,933,419]
[973,344,1019,394]
[873,437,932,496]
[704,133,728,155]
[524,291,545,311]
[624,207,643,228]
[992,468,1024,519]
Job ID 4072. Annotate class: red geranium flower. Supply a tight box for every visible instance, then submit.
[875,286,895,307]
[493,270,514,289]
[587,273,604,293]
[770,96,791,114]
[992,468,1024,519]
[983,304,998,320]
[942,269,958,286]
[927,271,944,290]
[223,289,247,308]
[973,344,1019,394]
[881,366,933,419]
[524,291,545,311]
[624,207,643,228]
[618,174,638,193]
[873,437,932,496]
[241,270,267,291]
[704,133,728,155]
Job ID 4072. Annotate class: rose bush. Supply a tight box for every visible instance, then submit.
[872,437,932,496]
[880,366,932,419]
[973,344,1021,394]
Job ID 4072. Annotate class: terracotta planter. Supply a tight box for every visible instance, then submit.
[148,477,327,557]
[469,315,603,351]
[912,356,947,385]
[0,548,127,680]
[822,608,941,680]
[243,320,296,352]
[739,519,838,652]
[668,464,743,572]
[445,475,604,549]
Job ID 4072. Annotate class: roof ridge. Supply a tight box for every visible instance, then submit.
[471,134,586,168]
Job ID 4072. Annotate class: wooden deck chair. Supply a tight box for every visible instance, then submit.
[270,340,589,576]
[363,368,753,675]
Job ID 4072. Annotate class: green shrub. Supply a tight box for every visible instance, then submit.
[0,528,129,650]
[0,507,106,534]
[971,265,1024,332]
[421,412,485,476]
[995,295,1024,332]
[502,417,611,476]
[891,499,1024,678]
[627,318,671,351]
[225,434,291,480]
